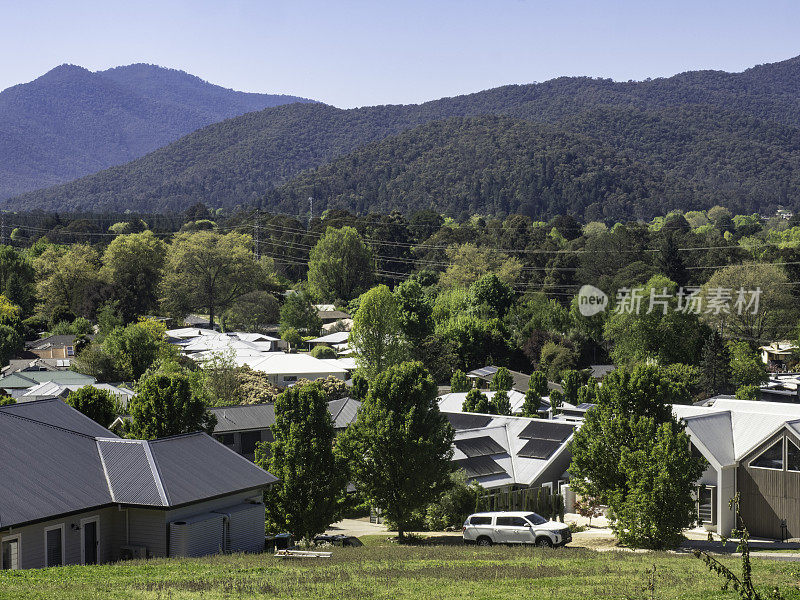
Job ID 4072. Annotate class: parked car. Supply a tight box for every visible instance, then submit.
[312,534,364,547]
[462,511,571,547]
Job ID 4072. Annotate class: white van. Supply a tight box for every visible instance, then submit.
[462,511,571,547]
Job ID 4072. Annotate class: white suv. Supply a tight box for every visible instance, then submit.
[462,511,571,547]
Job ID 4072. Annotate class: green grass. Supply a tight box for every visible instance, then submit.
[2,535,799,600]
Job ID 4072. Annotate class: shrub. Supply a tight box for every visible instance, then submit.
[310,344,337,359]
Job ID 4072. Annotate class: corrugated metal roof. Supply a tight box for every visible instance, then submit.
[0,398,119,438]
[454,436,506,458]
[210,404,276,433]
[327,397,361,429]
[0,371,95,389]
[148,434,277,506]
[97,440,166,506]
[0,402,276,528]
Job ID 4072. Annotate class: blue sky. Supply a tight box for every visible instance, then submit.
[2,0,799,108]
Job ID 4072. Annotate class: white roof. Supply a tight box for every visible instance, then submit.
[166,327,217,339]
[319,357,357,372]
[309,331,350,344]
[438,390,526,414]
[673,399,800,465]
[243,352,347,376]
[449,412,576,489]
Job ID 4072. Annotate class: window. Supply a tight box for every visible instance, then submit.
[789,439,800,472]
[215,433,235,446]
[240,431,262,455]
[750,440,784,470]
[1,535,20,570]
[283,376,298,383]
[66,346,75,357]
[525,513,547,525]
[44,525,64,567]
[698,486,715,524]
[469,516,492,525]
[496,516,528,527]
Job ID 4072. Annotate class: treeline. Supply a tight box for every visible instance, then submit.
[7,55,800,217]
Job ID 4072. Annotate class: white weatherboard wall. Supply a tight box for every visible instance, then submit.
[170,513,226,558]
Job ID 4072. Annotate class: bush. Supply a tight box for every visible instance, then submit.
[310,344,337,359]
[424,471,483,531]
[735,384,760,401]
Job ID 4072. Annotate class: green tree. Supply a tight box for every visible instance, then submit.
[160,231,269,328]
[280,327,302,352]
[439,244,522,288]
[65,386,119,427]
[699,332,732,396]
[35,244,104,320]
[101,231,167,322]
[128,372,216,439]
[450,369,472,393]
[728,341,768,388]
[520,388,542,418]
[489,367,513,392]
[529,371,549,396]
[700,263,796,343]
[0,324,22,366]
[350,285,406,378]
[102,320,176,381]
[735,384,760,400]
[603,275,708,367]
[539,341,578,382]
[279,291,322,335]
[462,388,490,413]
[199,349,242,407]
[492,389,512,415]
[0,246,35,317]
[612,418,706,549]
[469,273,514,318]
[221,290,280,333]
[338,362,454,538]
[258,382,346,540]
[394,279,433,343]
[307,226,373,302]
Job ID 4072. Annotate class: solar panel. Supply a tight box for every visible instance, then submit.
[519,420,574,441]
[453,456,507,478]
[455,436,506,458]
[518,438,563,460]
[445,413,493,430]
[468,366,498,378]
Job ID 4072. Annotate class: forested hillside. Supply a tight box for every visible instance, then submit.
[0,64,314,199]
[5,55,800,218]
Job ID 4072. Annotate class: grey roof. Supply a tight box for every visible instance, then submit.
[148,433,277,506]
[209,404,276,433]
[210,398,360,434]
[0,370,96,390]
[25,335,85,350]
[454,436,506,458]
[466,365,532,393]
[446,413,493,430]
[0,398,119,438]
[454,455,507,478]
[328,397,361,429]
[0,401,276,529]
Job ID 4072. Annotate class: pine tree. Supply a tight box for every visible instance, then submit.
[699,331,731,396]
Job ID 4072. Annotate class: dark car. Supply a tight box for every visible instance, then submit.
[312,534,364,547]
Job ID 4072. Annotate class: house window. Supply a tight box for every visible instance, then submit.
[1,535,20,570]
[698,486,715,524]
[282,376,297,384]
[215,433,235,447]
[66,346,75,357]
[750,440,784,470]
[44,525,64,567]
[788,439,800,472]
[240,431,262,455]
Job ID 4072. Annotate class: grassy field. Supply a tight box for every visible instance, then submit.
[1,535,799,600]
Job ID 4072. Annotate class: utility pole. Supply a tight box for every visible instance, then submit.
[308,197,313,227]
[1,212,6,246]
[253,212,260,261]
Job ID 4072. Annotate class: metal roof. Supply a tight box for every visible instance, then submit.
[445,413,493,430]
[0,371,96,389]
[0,402,276,529]
[327,397,361,429]
[438,390,527,414]
[209,404,276,433]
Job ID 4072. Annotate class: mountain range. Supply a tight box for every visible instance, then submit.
[0,63,314,199]
[3,56,800,219]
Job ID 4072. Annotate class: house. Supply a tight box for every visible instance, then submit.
[467,366,532,393]
[241,353,347,386]
[0,371,96,398]
[17,382,136,409]
[25,335,92,360]
[307,331,350,349]
[317,309,351,327]
[0,399,276,570]
[209,397,361,460]
[674,398,800,539]
[444,412,576,493]
[2,357,73,376]
[759,342,798,370]
[588,365,616,380]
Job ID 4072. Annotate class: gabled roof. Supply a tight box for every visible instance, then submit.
[327,397,361,429]
[438,390,527,414]
[25,335,87,351]
[243,353,347,376]
[0,401,276,529]
[209,398,361,434]
[673,399,800,466]
[443,411,576,489]
[0,370,95,389]
[466,366,532,392]
[309,331,350,344]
